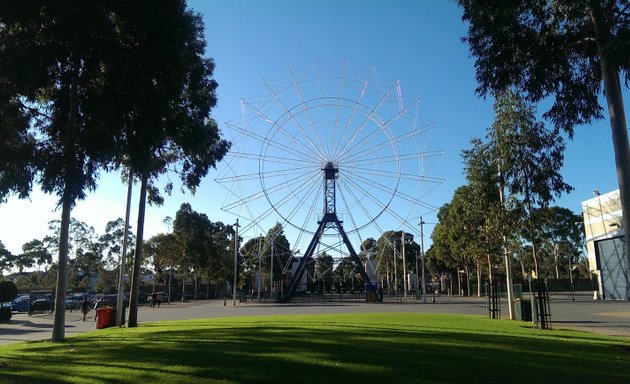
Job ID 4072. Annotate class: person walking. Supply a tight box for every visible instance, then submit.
[81,298,90,321]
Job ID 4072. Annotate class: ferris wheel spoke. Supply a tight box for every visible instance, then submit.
[331,68,375,160]
[223,169,313,212]
[242,99,325,162]
[284,177,322,234]
[338,178,390,232]
[344,164,444,184]
[337,99,419,164]
[332,79,397,161]
[288,66,328,160]
[226,121,318,162]
[343,176,416,230]
[261,81,327,162]
[225,150,320,167]
[345,170,438,211]
[264,171,321,224]
[346,151,445,167]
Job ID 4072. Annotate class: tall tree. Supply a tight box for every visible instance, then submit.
[173,203,212,300]
[0,2,124,340]
[21,240,53,272]
[487,92,573,277]
[98,218,135,270]
[109,0,230,327]
[315,252,334,293]
[462,139,504,286]
[458,0,629,290]
[0,241,14,276]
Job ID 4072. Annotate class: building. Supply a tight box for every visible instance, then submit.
[582,189,629,300]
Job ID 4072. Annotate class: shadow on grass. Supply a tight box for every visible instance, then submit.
[1,314,629,384]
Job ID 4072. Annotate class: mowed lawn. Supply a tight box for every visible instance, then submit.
[0,313,628,384]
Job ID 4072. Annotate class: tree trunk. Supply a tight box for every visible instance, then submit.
[182,267,186,301]
[51,193,73,342]
[590,0,630,299]
[486,253,493,284]
[127,173,148,327]
[168,267,172,304]
[465,264,471,297]
[527,201,540,278]
[52,64,79,342]
[194,274,198,301]
[476,261,482,297]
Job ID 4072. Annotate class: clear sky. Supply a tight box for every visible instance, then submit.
[0,1,625,260]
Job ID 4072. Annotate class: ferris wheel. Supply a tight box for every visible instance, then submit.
[216,62,443,274]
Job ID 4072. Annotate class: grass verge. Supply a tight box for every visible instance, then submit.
[0,313,628,384]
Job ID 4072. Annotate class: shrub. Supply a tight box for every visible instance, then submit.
[0,280,18,303]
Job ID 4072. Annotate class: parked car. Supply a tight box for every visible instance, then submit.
[31,297,53,312]
[11,296,30,313]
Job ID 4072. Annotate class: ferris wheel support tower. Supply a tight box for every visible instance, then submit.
[284,162,379,301]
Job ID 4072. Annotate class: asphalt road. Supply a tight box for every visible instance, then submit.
[1,296,628,345]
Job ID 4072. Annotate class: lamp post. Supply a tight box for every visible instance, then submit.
[233,219,239,306]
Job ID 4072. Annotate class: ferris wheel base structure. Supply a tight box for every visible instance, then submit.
[282,214,381,303]
[282,163,381,303]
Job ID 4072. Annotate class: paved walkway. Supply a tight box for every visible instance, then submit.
[1,296,628,345]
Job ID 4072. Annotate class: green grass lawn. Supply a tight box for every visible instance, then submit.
[0,313,628,384]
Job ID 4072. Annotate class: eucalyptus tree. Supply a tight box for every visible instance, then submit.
[108,0,230,327]
[531,207,584,279]
[173,203,212,300]
[315,252,334,293]
[428,204,458,277]
[21,240,53,272]
[458,0,629,284]
[98,219,135,270]
[487,92,573,277]
[0,1,127,341]
[239,237,261,293]
[0,241,13,276]
[205,221,234,297]
[462,139,504,285]
[444,186,489,295]
[144,232,184,301]
[261,223,292,286]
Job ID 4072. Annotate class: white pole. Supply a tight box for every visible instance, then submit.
[393,241,398,295]
[270,241,274,301]
[258,235,262,303]
[415,250,419,300]
[402,231,407,299]
[116,172,133,326]
[420,217,426,303]
[233,219,239,306]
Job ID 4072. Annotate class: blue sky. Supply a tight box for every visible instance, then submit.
[0,1,625,259]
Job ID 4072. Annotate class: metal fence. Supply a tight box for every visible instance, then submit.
[473,278,598,302]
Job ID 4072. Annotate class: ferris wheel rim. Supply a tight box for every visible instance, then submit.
[257,95,402,235]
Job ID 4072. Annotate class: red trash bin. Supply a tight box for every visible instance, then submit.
[95,306,116,329]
